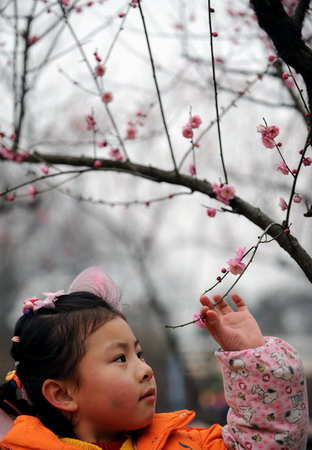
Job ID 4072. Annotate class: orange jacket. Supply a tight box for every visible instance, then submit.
[1,410,227,450]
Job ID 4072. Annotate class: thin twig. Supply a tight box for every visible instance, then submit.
[207,1,228,184]
[285,128,312,227]
[138,2,178,172]
[58,2,130,161]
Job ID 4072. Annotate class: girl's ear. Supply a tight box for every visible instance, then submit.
[42,379,78,413]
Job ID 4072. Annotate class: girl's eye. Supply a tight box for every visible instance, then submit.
[137,351,144,360]
[115,355,126,363]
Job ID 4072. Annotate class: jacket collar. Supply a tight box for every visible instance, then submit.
[1,411,195,450]
[136,410,195,450]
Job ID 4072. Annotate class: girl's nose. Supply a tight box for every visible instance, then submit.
[140,360,154,381]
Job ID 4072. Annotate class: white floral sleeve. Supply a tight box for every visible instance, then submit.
[216,337,308,449]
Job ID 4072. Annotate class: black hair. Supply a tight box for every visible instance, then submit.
[0,291,125,437]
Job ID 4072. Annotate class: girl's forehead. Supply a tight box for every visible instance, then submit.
[86,317,136,347]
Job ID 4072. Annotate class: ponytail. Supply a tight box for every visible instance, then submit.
[0,372,33,417]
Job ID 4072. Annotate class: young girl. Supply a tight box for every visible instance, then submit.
[0,267,308,449]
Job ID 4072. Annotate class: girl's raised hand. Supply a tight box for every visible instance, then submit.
[200,294,265,351]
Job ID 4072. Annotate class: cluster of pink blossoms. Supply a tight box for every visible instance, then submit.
[226,247,246,275]
[182,115,202,139]
[257,124,279,148]
[211,182,236,205]
[1,147,29,163]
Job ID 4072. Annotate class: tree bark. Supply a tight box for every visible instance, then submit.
[250,0,312,112]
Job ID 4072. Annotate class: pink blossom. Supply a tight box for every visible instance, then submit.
[188,164,196,176]
[276,161,289,175]
[39,165,49,175]
[226,247,246,275]
[101,92,113,104]
[193,313,206,329]
[85,115,96,131]
[206,207,216,217]
[109,148,123,161]
[94,64,106,77]
[279,197,288,211]
[1,147,15,160]
[126,125,138,139]
[268,55,276,62]
[293,194,302,203]
[188,115,202,129]
[182,125,193,139]
[118,12,125,18]
[93,160,102,168]
[28,185,37,197]
[303,157,312,166]
[261,136,275,148]
[282,72,289,80]
[60,0,70,5]
[5,195,15,202]
[257,124,279,149]
[212,32,218,37]
[212,182,236,205]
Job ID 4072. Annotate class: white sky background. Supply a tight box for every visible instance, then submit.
[1,0,312,367]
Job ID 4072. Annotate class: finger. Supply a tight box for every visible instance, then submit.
[212,295,233,315]
[231,293,248,310]
[200,295,224,313]
[200,295,216,308]
[199,297,218,317]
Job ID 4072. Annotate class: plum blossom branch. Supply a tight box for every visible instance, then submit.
[178,67,268,170]
[138,2,178,172]
[58,1,130,161]
[165,223,285,329]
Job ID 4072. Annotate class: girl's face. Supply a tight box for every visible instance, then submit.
[70,316,157,442]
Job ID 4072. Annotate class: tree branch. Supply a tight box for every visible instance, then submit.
[250,0,312,112]
[2,151,312,283]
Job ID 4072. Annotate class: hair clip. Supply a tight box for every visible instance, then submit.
[22,290,64,315]
[5,370,22,389]
[11,336,20,343]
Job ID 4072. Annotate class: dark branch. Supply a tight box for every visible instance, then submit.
[2,151,312,283]
[250,0,312,111]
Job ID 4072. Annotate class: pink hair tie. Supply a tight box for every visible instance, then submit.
[22,290,64,315]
